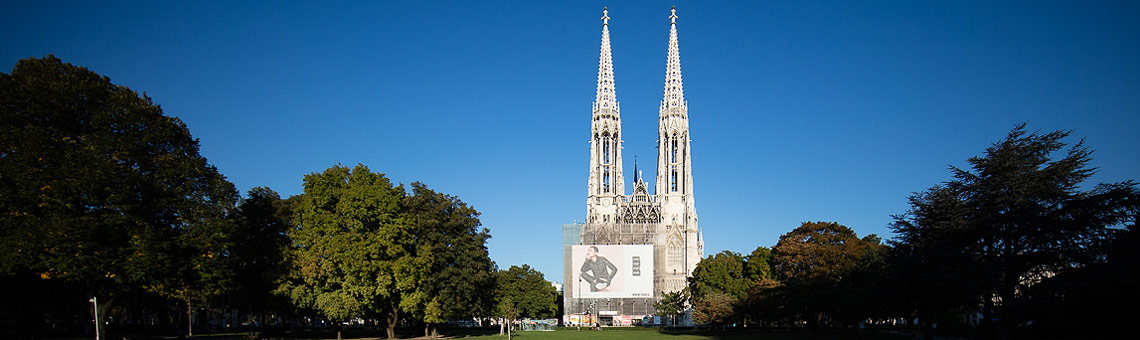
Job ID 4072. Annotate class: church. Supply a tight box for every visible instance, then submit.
[563,7,704,327]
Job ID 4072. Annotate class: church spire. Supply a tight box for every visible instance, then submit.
[587,7,625,218]
[660,6,686,114]
[595,7,617,110]
[656,6,694,198]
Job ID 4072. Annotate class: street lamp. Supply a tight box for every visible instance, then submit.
[88,296,99,340]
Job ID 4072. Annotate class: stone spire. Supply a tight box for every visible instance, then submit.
[656,6,693,197]
[594,7,617,111]
[587,7,625,223]
[655,7,702,288]
[660,6,686,116]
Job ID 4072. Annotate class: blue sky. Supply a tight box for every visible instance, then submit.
[4,1,1138,283]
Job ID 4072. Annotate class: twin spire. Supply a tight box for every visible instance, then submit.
[591,7,691,197]
[595,7,685,113]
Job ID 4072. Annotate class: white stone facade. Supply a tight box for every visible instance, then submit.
[572,7,704,321]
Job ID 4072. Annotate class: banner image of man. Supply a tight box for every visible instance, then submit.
[570,244,652,298]
[580,246,617,291]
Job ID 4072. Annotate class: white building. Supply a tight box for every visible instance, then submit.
[564,7,704,327]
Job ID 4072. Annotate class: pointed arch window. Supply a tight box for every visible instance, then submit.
[667,234,683,269]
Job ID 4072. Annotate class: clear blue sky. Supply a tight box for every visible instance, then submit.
[4,1,1138,284]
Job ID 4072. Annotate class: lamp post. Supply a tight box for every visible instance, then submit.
[89,296,99,340]
[577,276,583,330]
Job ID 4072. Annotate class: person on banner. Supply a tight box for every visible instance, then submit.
[580,246,617,291]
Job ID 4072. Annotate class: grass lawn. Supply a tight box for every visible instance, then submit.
[177,326,915,340]
[456,327,912,340]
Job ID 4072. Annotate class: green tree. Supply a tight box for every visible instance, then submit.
[278,164,426,340]
[0,56,238,339]
[772,222,875,282]
[770,221,883,327]
[689,251,749,301]
[403,182,495,337]
[740,246,780,326]
[687,251,748,327]
[743,246,775,282]
[227,187,293,325]
[692,291,736,327]
[653,290,688,328]
[493,265,558,335]
[891,124,1139,334]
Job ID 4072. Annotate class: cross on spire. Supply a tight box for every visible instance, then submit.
[602,7,610,25]
[670,6,677,24]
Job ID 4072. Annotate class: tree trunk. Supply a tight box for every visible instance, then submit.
[95,297,113,340]
[431,324,439,338]
[386,303,399,340]
[336,322,342,340]
[499,318,505,336]
[424,323,430,338]
[187,300,194,337]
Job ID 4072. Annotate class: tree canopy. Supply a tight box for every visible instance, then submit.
[687,247,778,327]
[768,222,885,327]
[890,123,1139,334]
[403,182,495,337]
[278,164,423,340]
[494,264,558,320]
[1,55,238,338]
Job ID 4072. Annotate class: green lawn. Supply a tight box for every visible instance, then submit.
[457,327,912,340]
[180,327,915,340]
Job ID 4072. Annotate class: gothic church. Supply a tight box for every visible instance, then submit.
[565,7,704,325]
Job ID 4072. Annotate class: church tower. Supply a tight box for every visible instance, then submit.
[586,7,625,225]
[654,6,703,294]
[566,7,703,325]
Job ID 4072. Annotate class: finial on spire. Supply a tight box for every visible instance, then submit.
[602,7,610,26]
[670,6,677,24]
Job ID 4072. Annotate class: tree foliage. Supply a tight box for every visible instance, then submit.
[689,251,749,301]
[768,221,884,327]
[692,291,737,326]
[227,187,293,316]
[278,164,425,340]
[687,247,779,327]
[890,124,1140,333]
[402,182,494,337]
[494,265,558,320]
[653,289,688,327]
[0,55,238,338]
[772,222,878,283]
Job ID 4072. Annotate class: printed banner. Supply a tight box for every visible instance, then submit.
[570,245,654,298]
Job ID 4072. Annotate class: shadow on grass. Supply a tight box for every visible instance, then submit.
[167,326,921,340]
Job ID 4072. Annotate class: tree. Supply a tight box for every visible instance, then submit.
[740,246,780,326]
[772,222,876,283]
[653,290,688,328]
[743,246,775,282]
[402,182,494,338]
[493,265,558,335]
[692,291,736,327]
[1020,219,1139,338]
[689,251,749,301]
[227,187,293,325]
[687,251,748,327]
[278,164,425,340]
[1,56,238,339]
[769,221,883,327]
[891,124,1139,334]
